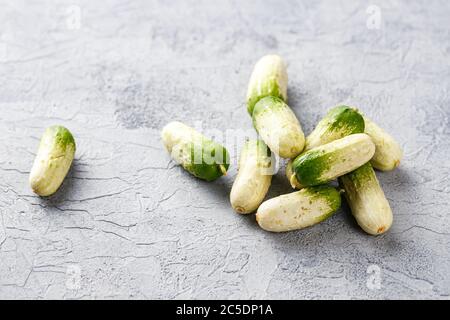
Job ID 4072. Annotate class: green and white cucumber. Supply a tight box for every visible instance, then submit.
[29,126,76,196]
[339,163,393,235]
[291,133,375,187]
[252,96,305,159]
[256,186,341,232]
[305,106,365,151]
[161,121,230,182]
[246,54,288,115]
[230,140,273,214]
[286,105,365,189]
[363,116,403,171]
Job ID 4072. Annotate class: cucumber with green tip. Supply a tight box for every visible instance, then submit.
[291,133,375,187]
[363,116,403,171]
[246,54,288,115]
[256,185,341,232]
[339,163,393,235]
[29,126,76,196]
[305,105,365,151]
[161,121,229,182]
[230,140,273,214]
[286,105,365,189]
[252,96,305,159]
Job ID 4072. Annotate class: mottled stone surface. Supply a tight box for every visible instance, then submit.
[0,0,449,299]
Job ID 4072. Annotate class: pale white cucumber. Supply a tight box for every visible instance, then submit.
[339,163,393,235]
[29,126,76,196]
[230,140,273,214]
[256,186,341,232]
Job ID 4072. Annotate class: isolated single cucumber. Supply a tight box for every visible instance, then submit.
[305,106,365,151]
[252,96,305,159]
[339,163,393,235]
[363,116,403,171]
[246,54,288,115]
[29,126,76,196]
[230,140,273,214]
[291,133,375,187]
[161,121,229,182]
[256,185,341,232]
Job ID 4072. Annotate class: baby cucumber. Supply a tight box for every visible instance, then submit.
[246,54,288,115]
[230,140,273,214]
[305,105,365,151]
[339,163,393,235]
[291,133,375,187]
[364,116,403,171]
[252,96,305,159]
[287,106,365,189]
[256,185,341,232]
[161,121,230,182]
[29,126,76,196]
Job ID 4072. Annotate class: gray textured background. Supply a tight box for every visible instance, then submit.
[0,0,449,299]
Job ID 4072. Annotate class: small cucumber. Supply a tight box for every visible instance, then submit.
[161,121,230,182]
[339,163,393,235]
[305,106,365,151]
[29,126,76,196]
[252,96,305,159]
[256,185,341,232]
[286,106,365,189]
[363,116,403,171]
[291,133,375,187]
[246,54,288,115]
[230,140,273,214]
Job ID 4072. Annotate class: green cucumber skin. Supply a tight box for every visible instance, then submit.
[184,139,230,182]
[305,106,364,150]
[291,134,374,187]
[162,121,230,182]
[287,106,364,189]
[325,106,365,135]
[247,79,283,115]
[303,185,342,222]
[291,148,330,186]
[50,126,76,151]
[341,162,374,189]
[293,106,364,186]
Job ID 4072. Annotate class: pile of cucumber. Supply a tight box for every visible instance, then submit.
[27,55,401,236]
[162,55,403,236]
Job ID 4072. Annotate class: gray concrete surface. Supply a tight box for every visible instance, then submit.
[0,0,449,299]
